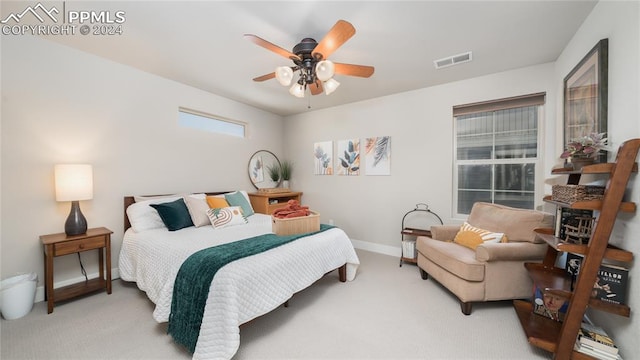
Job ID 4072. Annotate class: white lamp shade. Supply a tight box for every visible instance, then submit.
[315,60,335,82]
[275,66,294,86]
[55,164,93,201]
[289,83,305,98]
[324,78,340,95]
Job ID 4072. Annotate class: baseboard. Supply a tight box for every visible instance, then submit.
[350,238,401,258]
[35,268,120,303]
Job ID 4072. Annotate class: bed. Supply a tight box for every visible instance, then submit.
[118,191,360,360]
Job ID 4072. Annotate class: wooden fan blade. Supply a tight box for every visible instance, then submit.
[334,63,375,78]
[312,20,356,60]
[309,80,323,95]
[253,72,276,82]
[244,34,301,61]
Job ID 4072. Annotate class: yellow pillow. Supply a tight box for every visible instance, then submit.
[206,196,230,209]
[454,231,484,250]
[453,222,505,250]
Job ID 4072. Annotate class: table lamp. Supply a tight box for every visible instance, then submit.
[54,164,93,236]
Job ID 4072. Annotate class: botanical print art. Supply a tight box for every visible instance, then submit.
[314,141,333,175]
[249,155,264,183]
[337,139,360,176]
[365,136,391,175]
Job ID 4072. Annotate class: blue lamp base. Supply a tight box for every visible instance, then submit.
[65,201,87,236]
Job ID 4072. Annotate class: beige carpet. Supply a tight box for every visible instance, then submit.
[1,249,551,360]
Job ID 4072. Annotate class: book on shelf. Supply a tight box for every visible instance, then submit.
[574,341,623,360]
[531,285,568,322]
[565,252,629,305]
[401,240,416,259]
[578,322,619,355]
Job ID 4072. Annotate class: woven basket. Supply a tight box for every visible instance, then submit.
[552,185,605,203]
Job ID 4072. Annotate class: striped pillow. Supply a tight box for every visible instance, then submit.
[453,222,504,250]
[207,206,247,229]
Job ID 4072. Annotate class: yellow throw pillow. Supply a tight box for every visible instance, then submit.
[206,196,230,209]
[453,222,505,250]
[453,231,484,250]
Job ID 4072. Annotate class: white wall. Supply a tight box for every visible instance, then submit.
[285,0,640,355]
[284,62,556,255]
[554,1,640,354]
[1,35,284,291]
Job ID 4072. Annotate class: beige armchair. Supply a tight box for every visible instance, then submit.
[416,202,554,315]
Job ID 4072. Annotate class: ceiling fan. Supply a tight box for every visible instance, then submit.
[245,20,375,98]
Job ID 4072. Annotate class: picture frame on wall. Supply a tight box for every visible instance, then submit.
[563,38,608,163]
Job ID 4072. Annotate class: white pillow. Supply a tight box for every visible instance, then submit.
[127,196,182,232]
[133,194,181,202]
[206,206,247,229]
[183,194,210,227]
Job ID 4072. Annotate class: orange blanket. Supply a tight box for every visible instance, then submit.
[272,200,310,219]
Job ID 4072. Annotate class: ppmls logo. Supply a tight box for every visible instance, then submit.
[1,2,59,24]
[2,2,125,36]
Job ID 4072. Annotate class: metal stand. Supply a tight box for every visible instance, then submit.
[400,203,443,267]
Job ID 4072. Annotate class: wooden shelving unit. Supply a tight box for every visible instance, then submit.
[514,138,639,359]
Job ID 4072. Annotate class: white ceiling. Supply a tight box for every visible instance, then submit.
[21,1,597,116]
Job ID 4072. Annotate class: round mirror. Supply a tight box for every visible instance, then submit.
[248,150,282,189]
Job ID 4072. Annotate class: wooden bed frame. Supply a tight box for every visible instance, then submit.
[122,192,347,282]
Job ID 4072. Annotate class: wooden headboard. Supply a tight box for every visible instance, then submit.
[124,191,232,231]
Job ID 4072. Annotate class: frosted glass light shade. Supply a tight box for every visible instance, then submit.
[315,60,335,82]
[324,78,340,95]
[289,83,305,98]
[55,164,93,201]
[275,66,293,86]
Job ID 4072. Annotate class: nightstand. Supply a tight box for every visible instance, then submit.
[40,227,113,313]
[248,191,303,214]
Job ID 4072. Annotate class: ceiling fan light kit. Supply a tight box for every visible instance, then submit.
[275,66,294,86]
[246,19,374,98]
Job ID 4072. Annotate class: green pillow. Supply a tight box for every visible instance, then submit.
[224,191,254,217]
[150,198,194,231]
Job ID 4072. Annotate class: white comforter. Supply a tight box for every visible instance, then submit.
[118,214,359,360]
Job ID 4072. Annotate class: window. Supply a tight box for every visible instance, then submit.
[453,93,544,215]
[178,108,245,138]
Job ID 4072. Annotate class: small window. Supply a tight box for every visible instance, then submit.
[178,108,245,138]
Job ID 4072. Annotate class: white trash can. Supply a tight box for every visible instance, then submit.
[0,273,37,320]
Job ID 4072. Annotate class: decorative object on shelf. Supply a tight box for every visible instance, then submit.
[565,253,629,305]
[314,141,333,175]
[551,184,605,203]
[364,136,391,176]
[561,132,611,170]
[54,164,93,236]
[266,163,281,184]
[248,150,281,189]
[279,159,293,189]
[532,286,568,322]
[563,38,608,164]
[337,139,360,176]
[562,216,594,244]
[400,203,443,267]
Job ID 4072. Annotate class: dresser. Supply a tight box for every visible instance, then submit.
[248,191,303,214]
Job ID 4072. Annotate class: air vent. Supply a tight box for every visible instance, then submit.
[433,51,473,69]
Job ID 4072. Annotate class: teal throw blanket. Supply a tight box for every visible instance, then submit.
[168,224,335,353]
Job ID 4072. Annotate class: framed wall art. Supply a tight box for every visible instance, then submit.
[563,38,608,163]
[313,141,333,175]
[364,136,391,175]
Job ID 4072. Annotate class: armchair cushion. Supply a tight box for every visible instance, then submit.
[430,225,461,241]
[475,241,548,262]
